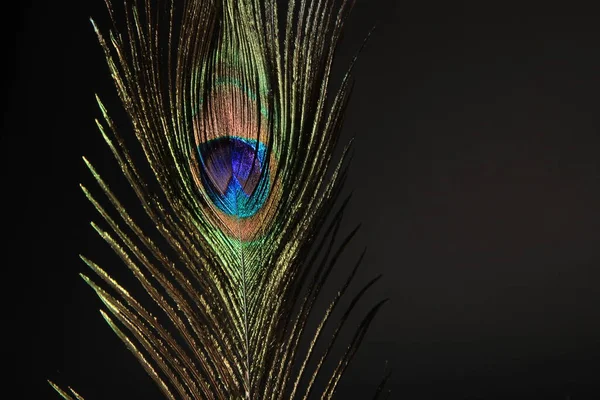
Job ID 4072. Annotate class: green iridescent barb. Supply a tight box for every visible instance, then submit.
[50,0,389,398]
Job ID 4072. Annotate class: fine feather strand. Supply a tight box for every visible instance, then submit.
[50,0,388,398]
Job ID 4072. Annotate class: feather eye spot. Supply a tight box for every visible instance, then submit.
[198,137,270,218]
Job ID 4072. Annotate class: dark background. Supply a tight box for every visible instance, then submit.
[3,1,600,399]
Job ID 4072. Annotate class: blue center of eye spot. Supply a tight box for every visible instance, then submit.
[198,137,270,218]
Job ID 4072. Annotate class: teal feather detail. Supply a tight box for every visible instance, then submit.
[49,0,389,398]
[198,137,270,218]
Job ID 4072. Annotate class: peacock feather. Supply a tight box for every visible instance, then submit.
[50,0,388,398]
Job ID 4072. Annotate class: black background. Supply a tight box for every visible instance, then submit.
[4,1,600,399]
